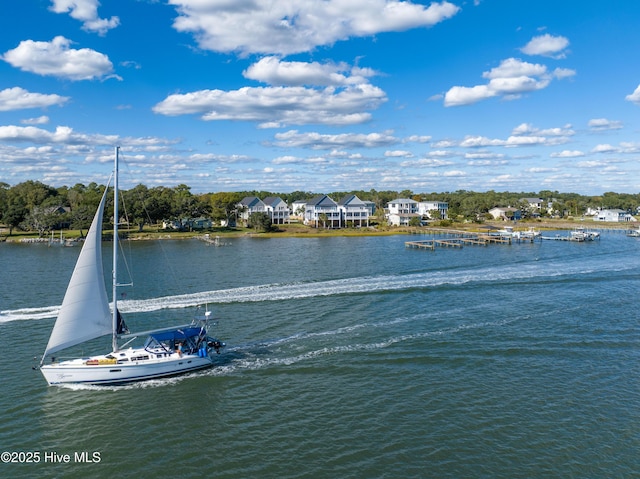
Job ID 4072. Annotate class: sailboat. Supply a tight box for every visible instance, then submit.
[39,147,224,386]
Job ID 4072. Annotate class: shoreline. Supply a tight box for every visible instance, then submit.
[2,220,632,243]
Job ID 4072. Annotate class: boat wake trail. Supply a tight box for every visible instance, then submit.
[0,258,631,323]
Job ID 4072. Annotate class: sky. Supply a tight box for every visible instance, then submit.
[2,0,640,195]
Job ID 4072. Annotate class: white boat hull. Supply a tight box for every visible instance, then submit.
[41,353,213,385]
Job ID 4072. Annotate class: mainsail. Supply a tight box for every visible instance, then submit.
[43,185,112,357]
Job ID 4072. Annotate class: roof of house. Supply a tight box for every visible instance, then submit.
[239,196,264,207]
[263,196,285,206]
[338,194,366,206]
[307,194,337,207]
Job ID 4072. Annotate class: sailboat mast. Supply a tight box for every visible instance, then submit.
[112,146,120,353]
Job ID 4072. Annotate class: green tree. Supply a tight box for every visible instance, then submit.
[248,211,274,232]
[208,192,243,226]
[318,212,328,228]
[2,200,27,235]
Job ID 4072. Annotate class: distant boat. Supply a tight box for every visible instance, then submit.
[494,226,540,240]
[627,226,640,237]
[571,226,600,242]
[39,147,225,386]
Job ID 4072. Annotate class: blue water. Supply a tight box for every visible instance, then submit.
[1,232,639,478]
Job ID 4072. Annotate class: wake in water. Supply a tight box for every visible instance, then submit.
[50,310,532,391]
[0,256,633,323]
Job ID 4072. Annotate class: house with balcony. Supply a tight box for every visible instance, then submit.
[263,196,290,224]
[237,196,266,225]
[594,209,636,222]
[417,200,448,220]
[338,194,370,227]
[304,195,341,228]
[386,198,421,226]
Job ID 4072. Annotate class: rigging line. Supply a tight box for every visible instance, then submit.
[113,151,135,292]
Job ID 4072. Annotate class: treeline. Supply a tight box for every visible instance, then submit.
[1,180,639,235]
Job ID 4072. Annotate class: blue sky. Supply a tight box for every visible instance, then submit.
[2,0,640,195]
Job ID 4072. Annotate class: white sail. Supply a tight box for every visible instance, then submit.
[43,186,112,357]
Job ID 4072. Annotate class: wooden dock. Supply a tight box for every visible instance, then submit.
[405,230,521,251]
[405,237,492,250]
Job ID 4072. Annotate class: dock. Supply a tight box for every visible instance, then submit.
[405,236,497,250]
[404,229,531,252]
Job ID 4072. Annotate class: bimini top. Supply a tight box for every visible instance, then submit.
[149,327,205,343]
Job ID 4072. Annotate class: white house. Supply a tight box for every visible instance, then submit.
[386,198,420,226]
[417,201,448,219]
[387,198,418,215]
[237,196,266,223]
[594,209,636,222]
[305,195,341,228]
[290,200,307,219]
[263,196,290,224]
[488,207,522,221]
[338,194,370,227]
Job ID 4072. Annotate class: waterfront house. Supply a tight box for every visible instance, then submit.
[387,198,419,215]
[237,196,267,224]
[594,209,636,222]
[488,207,522,221]
[304,195,341,228]
[417,201,448,220]
[290,200,307,219]
[338,194,370,227]
[386,198,422,226]
[263,196,290,224]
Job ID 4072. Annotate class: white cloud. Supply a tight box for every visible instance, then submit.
[550,150,585,158]
[504,135,548,147]
[49,0,119,35]
[153,84,387,126]
[0,125,98,144]
[444,58,570,106]
[576,160,607,168]
[483,58,547,79]
[1,36,116,81]
[443,170,466,177]
[511,123,574,137]
[459,135,505,147]
[385,150,413,157]
[592,144,617,153]
[243,57,377,87]
[444,85,495,107]
[553,67,576,79]
[520,34,570,58]
[168,0,460,55]
[405,135,431,143]
[22,116,51,125]
[464,152,504,160]
[588,118,623,131]
[272,155,304,165]
[625,84,640,104]
[400,158,453,167]
[452,123,572,149]
[273,130,399,149]
[0,87,69,111]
